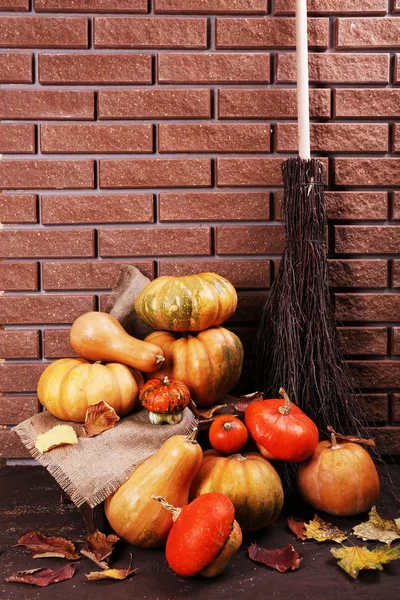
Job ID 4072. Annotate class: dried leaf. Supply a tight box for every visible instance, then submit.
[305,514,347,543]
[188,398,227,420]
[331,544,400,579]
[287,517,306,540]
[35,425,78,453]
[83,401,120,437]
[352,506,400,545]
[85,555,136,581]
[5,565,75,587]
[327,425,375,447]
[81,530,120,569]
[17,530,79,560]
[248,543,301,573]
[234,391,264,412]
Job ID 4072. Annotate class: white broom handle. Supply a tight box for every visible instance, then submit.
[296,0,311,159]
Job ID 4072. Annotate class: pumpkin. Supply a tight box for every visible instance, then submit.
[155,492,242,577]
[144,327,243,407]
[70,311,164,373]
[256,443,280,461]
[135,272,237,332]
[190,450,284,532]
[209,415,248,454]
[297,433,380,516]
[245,388,319,462]
[37,358,144,422]
[104,428,203,547]
[139,376,191,425]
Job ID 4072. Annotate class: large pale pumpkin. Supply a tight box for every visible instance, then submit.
[37,358,144,422]
[135,273,237,332]
[144,327,244,407]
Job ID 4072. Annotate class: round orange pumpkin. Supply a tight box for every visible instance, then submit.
[135,272,237,332]
[37,358,144,422]
[139,376,191,425]
[144,327,243,407]
[190,450,284,532]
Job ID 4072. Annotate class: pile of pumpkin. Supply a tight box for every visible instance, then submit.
[36,272,380,579]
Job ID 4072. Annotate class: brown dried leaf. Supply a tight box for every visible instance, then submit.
[305,514,347,543]
[17,530,79,560]
[352,506,400,545]
[35,425,78,453]
[234,391,264,412]
[85,554,136,581]
[331,544,400,579]
[83,401,120,437]
[81,530,120,569]
[189,398,227,420]
[248,543,301,573]
[287,517,307,540]
[327,425,375,447]
[5,565,75,587]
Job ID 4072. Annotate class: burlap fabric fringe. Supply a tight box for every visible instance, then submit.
[14,265,198,508]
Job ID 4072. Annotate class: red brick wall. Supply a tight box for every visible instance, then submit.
[1,0,399,459]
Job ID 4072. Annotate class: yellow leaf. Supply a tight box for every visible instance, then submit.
[304,514,347,543]
[85,555,136,581]
[352,506,400,545]
[331,544,400,579]
[35,425,78,454]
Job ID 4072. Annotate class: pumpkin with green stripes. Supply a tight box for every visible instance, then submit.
[144,327,244,407]
[135,273,237,332]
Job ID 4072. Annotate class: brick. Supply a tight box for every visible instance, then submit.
[94,17,207,49]
[0,17,88,48]
[159,259,270,288]
[328,260,388,288]
[0,160,94,190]
[273,0,388,14]
[158,53,270,83]
[393,124,400,152]
[0,90,94,120]
[216,226,285,255]
[42,260,154,290]
[366,427,400,455]
[335,294,400,322]
[39,54,152,85]
[0,52,32,83]
[0,295,95,325]
[392,328,400,355]
[158,123,270,153]
[41,124,153,154]
[0,124,35,154]
[0,431,31,459]
[337,18,400,48]
[0,263,38,291]
[159,192,269,222]
[0,330,40,359]
[0,194,37,223]
[275,123,388,153]
[336,226,400,254]
[155,0,267,12]
[396,0,400,11]
[100,158,211,189]
[395,395,400,422]
[335,89,400,118]
[0,397,39,426]
[0,363,47,393]
[396,55,399,83]
[41,194,154,224]
[34,0,148,11]
[338,327,387,356]
[229,292,268,322]
[394,193,400,220]
[218,88,330,119]
[0,229,94,259]
[216,17,329,49]
[335,158,400,187]
[393,260,400,287]
[358,394,388,423]
[276,52,389,83]
[349,361,400,389]
[99,227,211,257]
[0,1,29,9]
[98,89,211,119]
[44,329,78,358]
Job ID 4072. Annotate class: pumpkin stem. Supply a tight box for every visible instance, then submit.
[162,376,170,385]
[330,432,340,449]
[278,388,291,415]
[223,422,233,431]
[155,354,165,365]
[186,426,198,444]
[152,495,181,521]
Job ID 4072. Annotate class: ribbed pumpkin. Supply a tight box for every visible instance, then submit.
[37,358,144,422]
[144,327,244,407]
[135,272,237,332]
[190,450,284,532]
[139,376,191,425]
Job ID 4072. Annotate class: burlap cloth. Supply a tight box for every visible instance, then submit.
[13,265,198,508]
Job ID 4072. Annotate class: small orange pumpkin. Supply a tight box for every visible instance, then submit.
[209,416,248,454]
[139,376,191,425]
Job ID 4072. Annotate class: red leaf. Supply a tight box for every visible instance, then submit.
[5,565,75,587]
[234,391,264,412]
[287,517,307,540]
[248,543,302,573]
[327,426,375,447]
[17,530,79,560]
[81,530,120,569]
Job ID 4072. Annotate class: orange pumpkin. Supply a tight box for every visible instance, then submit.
[209,415,248,454]
[139,376,191,425]
[144,327,243,407]
[37,358,144,422]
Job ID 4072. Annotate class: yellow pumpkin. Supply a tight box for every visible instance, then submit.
[37,358,144,422]
[135,272,237,332]
[144,327,244,407]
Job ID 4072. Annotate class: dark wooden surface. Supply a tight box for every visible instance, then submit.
[0,465,399,600]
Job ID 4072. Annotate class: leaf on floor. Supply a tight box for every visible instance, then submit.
[352,506,400,545]
[5,564,75,587]
[17,530,79,560]
[288,514,347,543]
[85,554,136,581]
[81,530,120,569]
[35,425,78,453]
[248,543,301,573]
[287,517,307,540]
[83,401,120,438]
[331,544,400,579]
